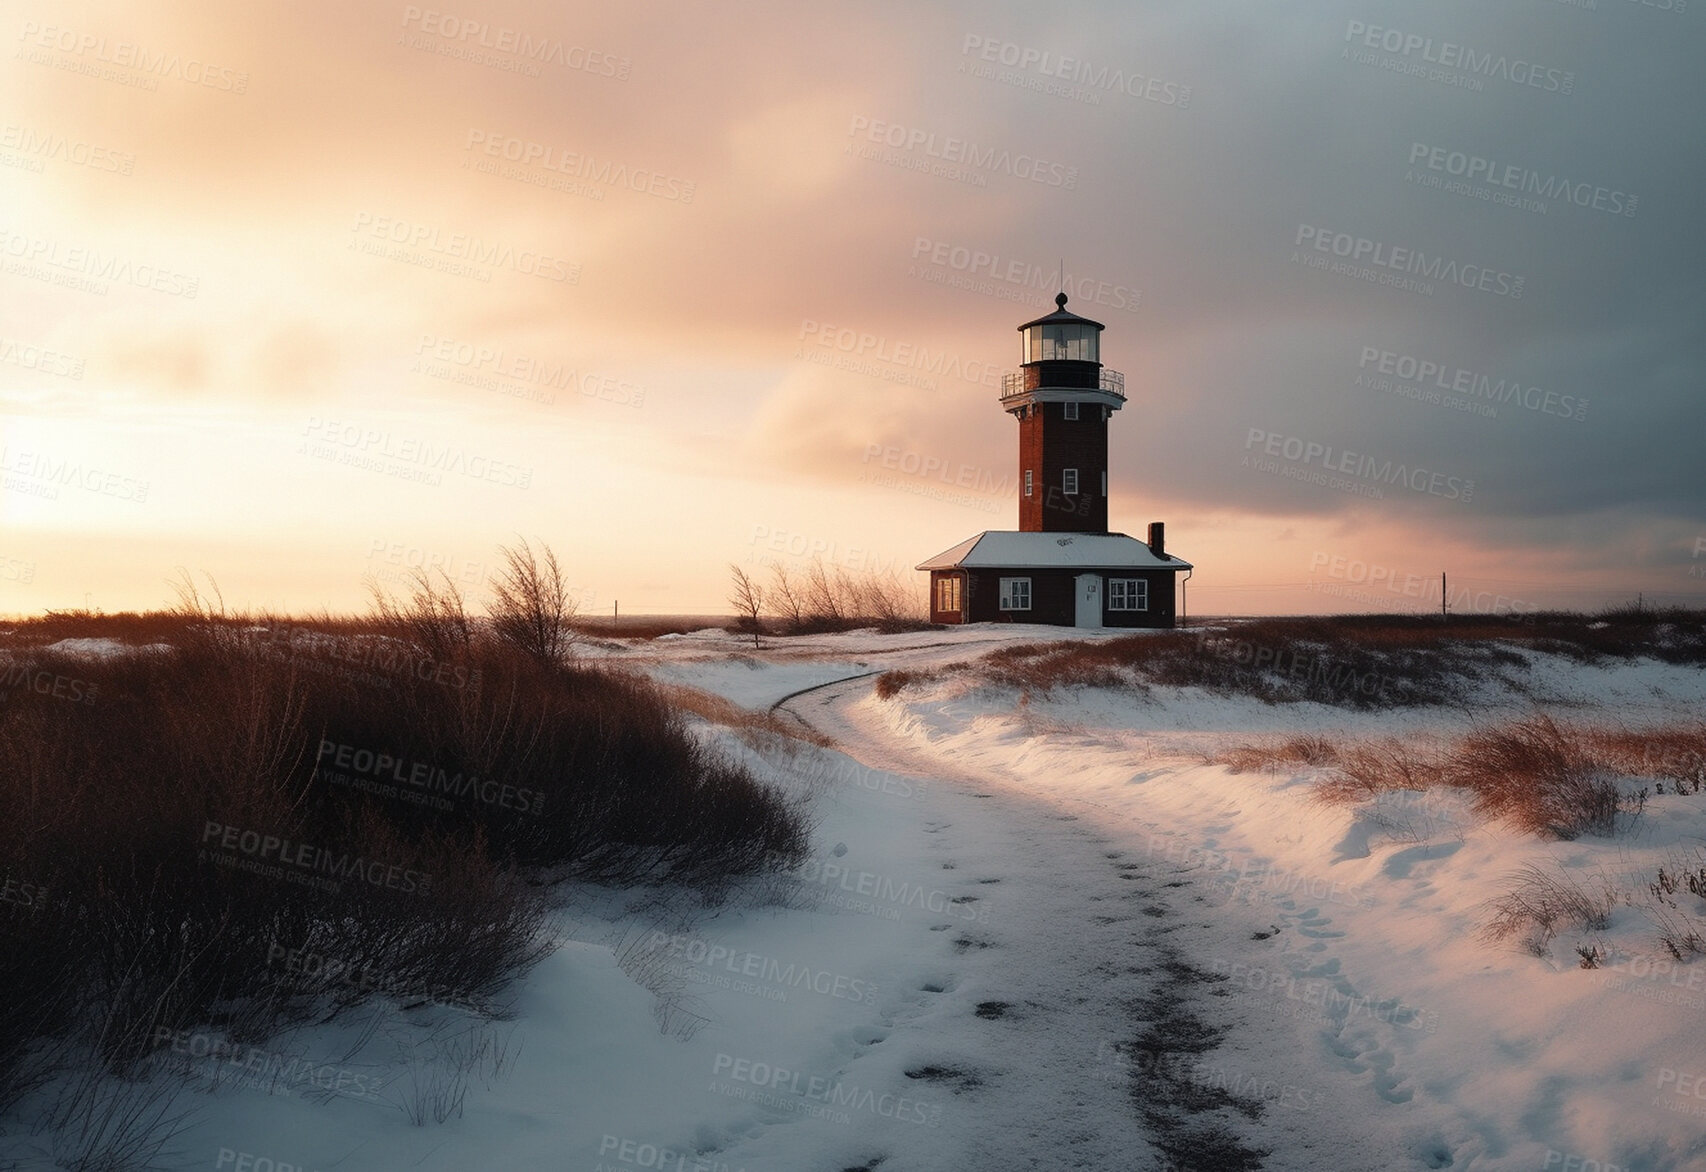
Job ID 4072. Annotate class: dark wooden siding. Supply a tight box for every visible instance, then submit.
[930,568,1180,628]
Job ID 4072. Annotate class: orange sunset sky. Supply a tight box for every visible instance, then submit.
[3,0,1702,618]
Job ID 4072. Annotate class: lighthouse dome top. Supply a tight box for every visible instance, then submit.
[1017,292,1103,364]
[1017,291,1106,333]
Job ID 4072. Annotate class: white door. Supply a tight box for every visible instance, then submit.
[1075,574,1101,628]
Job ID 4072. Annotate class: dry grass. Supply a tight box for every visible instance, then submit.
[655,682,833,749]
[1215,736,1342,775]
[1482,864,1620,955]
[872,609,1706,711]
[874,668,935,700]
[1220,716,1689,842]
[1442,716,1636,839]
[0,580,811,1152]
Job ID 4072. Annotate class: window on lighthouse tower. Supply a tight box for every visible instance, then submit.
[1022,323,1098,363]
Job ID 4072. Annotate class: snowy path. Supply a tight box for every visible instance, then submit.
[772,673,1360,1171]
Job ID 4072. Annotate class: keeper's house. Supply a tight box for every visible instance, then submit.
[917,295,1191,628]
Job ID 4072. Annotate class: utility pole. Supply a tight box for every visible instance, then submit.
[613,600,618,633]
[1441,572,1448,621]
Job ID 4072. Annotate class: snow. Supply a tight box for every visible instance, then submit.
[916,529,1191,570]
[37,637,172,657]
[10,624,1706,1170]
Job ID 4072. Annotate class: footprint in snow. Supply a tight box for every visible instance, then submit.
[904,1063,984,1092]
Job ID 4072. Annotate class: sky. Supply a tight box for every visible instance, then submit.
[1,0,1702,619]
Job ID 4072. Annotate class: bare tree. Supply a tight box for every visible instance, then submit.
[728,564,766,649]
[767,563,804,632]
[488,539,576,664]
[802,558,843,626]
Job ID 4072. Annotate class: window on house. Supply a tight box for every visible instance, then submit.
[1063,402,1079,421]
[934,576,961,613]
[998,577,1031,611]
[1024,469,1033,497]
[1108,579,1148,611]
[1063,468,1078,495]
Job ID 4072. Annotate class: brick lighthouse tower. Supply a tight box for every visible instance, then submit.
[917,293,1191,628]
[1006,292,1125,534]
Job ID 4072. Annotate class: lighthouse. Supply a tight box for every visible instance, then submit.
[916,293,1191,628]
[1007,293,1124,534]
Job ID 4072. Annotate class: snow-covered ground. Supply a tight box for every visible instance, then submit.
[11,624,1706,1171]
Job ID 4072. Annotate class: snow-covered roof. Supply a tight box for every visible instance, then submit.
[915,531,1192,572]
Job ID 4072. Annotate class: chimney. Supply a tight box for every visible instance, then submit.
[1147,521,1166,558]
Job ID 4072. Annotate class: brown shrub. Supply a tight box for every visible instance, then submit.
[1216,736,1342,775]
